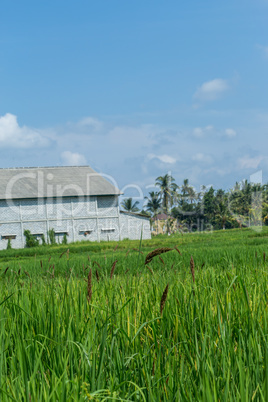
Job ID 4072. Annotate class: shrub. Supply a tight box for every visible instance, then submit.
[41,234,47,246]
[24,230,39,248]
[6,239,12,250]
[48,229,56,245]
[62,234,68,245]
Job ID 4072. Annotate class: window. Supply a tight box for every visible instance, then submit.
[32,233,43,238]
[79,230,93,236]
[101,228,115,233]
[55,232,69,236]
[2,235,16,240]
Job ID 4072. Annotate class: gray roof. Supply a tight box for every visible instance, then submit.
[120,210,150,219]
[0,166,121,200]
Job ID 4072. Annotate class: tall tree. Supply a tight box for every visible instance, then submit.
[121,198,140,212]
[145,191,162,217]
[215,192,232,229]
[181,179,190,198]
[155,173,176,214]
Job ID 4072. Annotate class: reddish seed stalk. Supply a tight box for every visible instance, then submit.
[132,248,144,254]
[146,265,154,275]
[145,247,173,265]
[159,256,165,266]
[160,284,169,315]
[174,246,181,255]
[93,261,102,269]
[110,260,117,279]
[87,269,92,304]
[95,269,100,282]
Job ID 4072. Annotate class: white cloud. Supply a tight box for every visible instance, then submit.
[257,44,268,58]
[193,125,214,138]
[194,79,229,101]
[147,153,177,164]
[192,153,213,164]
[193,126,237,139]
[2,112,267,192]
[238,156,263,169]
[0,113,50,148]
[225,128,237,138]
[78,117,103,130]
[61,151,87,166]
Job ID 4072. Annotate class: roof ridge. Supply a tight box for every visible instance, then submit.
[0,165,90,170]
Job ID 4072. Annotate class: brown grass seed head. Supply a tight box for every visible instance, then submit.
[145,247,173,265]
[160,284,169,315]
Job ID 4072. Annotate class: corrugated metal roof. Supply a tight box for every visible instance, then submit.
[152,213,168,221]
[0,166,122,200]
[120,211,150,219]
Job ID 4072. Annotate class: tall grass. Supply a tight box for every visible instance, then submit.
[0,228,268,400]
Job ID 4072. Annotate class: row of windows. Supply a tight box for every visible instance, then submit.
[1,228,116,240]
[1,232,69,240]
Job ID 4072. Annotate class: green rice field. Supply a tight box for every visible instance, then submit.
[1,227,268,400]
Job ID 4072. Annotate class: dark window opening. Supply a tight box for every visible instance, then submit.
[79,230,93,236]
[55,232,69,236]
[2,235,16,240]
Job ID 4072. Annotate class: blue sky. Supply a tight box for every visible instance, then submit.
[0,0,267,203]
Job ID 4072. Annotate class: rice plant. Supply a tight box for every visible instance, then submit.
[0,227,268,400]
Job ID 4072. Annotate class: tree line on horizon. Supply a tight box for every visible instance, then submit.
[121,173,268,232]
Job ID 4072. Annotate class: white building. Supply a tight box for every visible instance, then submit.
[0,166,151,249]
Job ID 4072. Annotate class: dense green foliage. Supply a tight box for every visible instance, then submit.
[121,197,140,212]
[48,228,56,245]
[145,174,268,231]
[0,228,268,400]
[23,230,39,248]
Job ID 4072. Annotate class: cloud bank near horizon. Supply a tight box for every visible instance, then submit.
[0,112,266,195]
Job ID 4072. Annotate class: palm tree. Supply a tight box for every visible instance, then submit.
[215,197,231,229]
[145,191,162,217]
[181,179,190,198]
[171,182,180,208]
[181,179,196,204]
[155,173,176,214]
[121,198,140,212]
[188,187,196,204]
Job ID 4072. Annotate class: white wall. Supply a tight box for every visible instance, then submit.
[0,196,151,249]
